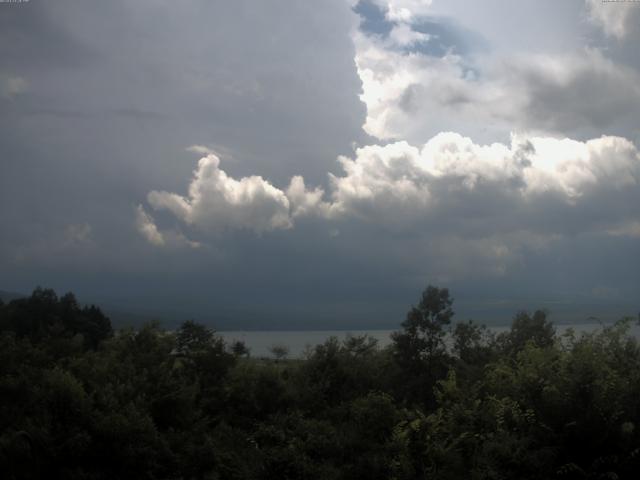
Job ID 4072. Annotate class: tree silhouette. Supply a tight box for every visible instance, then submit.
[391,285,454,406]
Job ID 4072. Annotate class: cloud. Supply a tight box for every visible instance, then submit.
[326,141,432,225]
[4,221,98,266]
[2,0,637,322]
[309,132,639,278]
[419,231,560,280]
[186,145,216,156]
[64,223,92,246]
[134,1,640,287]
[147,152,293,234]
[0,74,27,99]
[585,0,639,39]
[591,285,621,300]
[607,221,640,238]
[135,205,201,249]
[354,21,640,142]
[387,21,430,47]
[508,49,640,134]
[142,132,640,255]
[135,205,165,246]
[370,0,433,22]
[353,27,477,140]
[320,133,640,238]
[286,176,330,219]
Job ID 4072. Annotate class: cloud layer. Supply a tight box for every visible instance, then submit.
[141,134,640,261]
[129,0,640,314]
[3,0,640,326]
[352,18,640,142]
[586,0,640,39]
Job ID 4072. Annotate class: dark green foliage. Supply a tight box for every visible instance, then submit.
[498,309,556,355]
[269,343,290,360]
[1,287,640,479]
[393,285,454,364]
[230,339,250,357]
[391,285,455,407]
[0,287,112,350]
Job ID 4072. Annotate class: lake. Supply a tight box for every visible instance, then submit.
[220,321,640,358]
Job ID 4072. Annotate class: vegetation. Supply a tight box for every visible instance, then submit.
[1,286,639,479]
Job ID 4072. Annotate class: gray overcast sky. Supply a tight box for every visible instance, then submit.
[1,0,639,329]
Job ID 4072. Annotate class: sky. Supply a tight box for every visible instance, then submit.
[1,0,639,329]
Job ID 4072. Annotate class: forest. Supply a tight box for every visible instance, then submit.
[1,286,640,479]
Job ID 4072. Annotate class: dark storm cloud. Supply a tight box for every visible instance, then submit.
[1,0,639,329]
[0,0,368,320]
[0,0,97,70]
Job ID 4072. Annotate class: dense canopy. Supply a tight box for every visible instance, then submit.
[2,287,640,479]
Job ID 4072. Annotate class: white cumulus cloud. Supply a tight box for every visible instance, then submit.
[141,133,640,251]
[372,0,433,22]
[585,0,638,39]
[286,176,330,219]
[353,26,640,142]
[147,152,293,234]
[321,133,640,235]
[136,205,165,246]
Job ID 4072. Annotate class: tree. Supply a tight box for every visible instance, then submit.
[452,319,494,367]
[230,339,250,358]
[392,286,454,365]
[175,320,217,356]
[391,286,454,406]
[343,334,379,357]
[0,288,112,350]
[78,304,112,349]
[269,344,290,361]
[174,320,235,405]
[499,309,555,355]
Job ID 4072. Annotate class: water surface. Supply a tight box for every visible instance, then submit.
[220,322,639,358]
